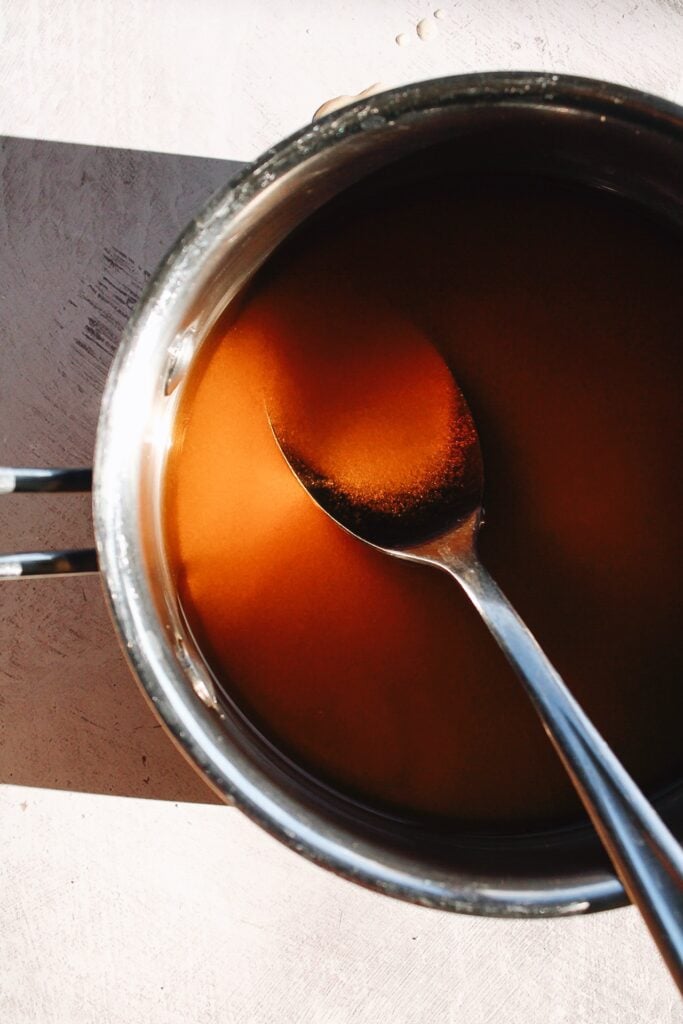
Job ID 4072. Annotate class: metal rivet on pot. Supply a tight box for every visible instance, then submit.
[175,635,219,711]
[165,324,198,395]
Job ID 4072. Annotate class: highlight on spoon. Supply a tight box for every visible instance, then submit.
[265,321,484,549]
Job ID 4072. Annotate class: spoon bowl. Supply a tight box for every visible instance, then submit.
[273,371,484,551]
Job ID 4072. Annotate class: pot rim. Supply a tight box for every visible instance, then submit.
[93,71,683,918]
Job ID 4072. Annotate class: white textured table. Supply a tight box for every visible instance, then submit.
[1,2,682,1021]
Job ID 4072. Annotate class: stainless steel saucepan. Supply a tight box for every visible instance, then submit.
[2,73,682,922]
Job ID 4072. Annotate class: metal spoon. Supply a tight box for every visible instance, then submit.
[268,391,683,989]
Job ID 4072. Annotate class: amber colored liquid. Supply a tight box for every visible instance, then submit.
[164,177,683,830]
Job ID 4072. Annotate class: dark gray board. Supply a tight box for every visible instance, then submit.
[0,137,243,801]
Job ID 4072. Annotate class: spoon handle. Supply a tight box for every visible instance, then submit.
[448,553,683,990]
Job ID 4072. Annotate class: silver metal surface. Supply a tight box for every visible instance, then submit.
[0,467,93,493]
[0,467,97,577]
[0,548,98,578]
[440,540,683,985]
[91,72,683,917]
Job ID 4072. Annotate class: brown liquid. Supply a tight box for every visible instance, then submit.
[164,176,683,830]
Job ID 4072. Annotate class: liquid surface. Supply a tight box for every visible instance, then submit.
[165,177,683,830]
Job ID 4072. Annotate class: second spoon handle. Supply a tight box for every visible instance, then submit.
[446,552,683,990]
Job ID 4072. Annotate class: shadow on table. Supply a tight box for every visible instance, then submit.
[0,137,243,802]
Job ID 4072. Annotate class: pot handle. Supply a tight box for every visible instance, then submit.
[0,467,98,579]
